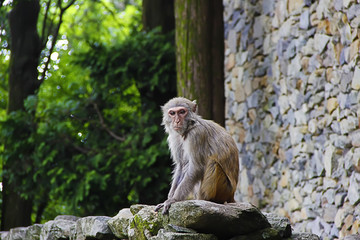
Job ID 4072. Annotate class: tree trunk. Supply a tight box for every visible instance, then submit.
[174,0,224,125]
[140,0,176,109]
[2,0,41,230]
[142,0,175,34]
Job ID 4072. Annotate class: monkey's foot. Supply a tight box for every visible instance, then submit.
[155,198,176,214]
[154,203,164,212]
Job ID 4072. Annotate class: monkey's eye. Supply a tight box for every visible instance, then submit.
[179,109,186,115]
[169,111,175,116]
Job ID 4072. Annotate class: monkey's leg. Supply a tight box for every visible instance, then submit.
[198,158,235,203]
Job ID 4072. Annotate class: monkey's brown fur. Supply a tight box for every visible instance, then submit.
[155,97,239,214]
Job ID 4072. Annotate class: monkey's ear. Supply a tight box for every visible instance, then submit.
[192,100,197,113]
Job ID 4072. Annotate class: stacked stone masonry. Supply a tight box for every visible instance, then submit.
[223,0,360,239]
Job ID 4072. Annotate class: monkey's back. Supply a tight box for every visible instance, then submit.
[186,119,239,189]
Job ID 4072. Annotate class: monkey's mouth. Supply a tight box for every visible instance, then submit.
[173,126,182,131]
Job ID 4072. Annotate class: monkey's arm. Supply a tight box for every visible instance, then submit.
[171,168,199,200]
[155,165,185,213]
[156,161,201,214]
[168,165,183,198]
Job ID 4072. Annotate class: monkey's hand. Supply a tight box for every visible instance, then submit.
[155,198,176,214]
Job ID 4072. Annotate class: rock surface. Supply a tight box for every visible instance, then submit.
[75,216,113,239]
[166,201,270,238]
[106,200,320,240]
[0,201,325,240]
[108,208,133,238]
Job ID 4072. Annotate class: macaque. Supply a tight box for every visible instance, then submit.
[155,97,239,214]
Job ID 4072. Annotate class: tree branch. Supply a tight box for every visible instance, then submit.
[92,102,125,142]
[60,0,76,11]
[40,0,52,48]
[39,0,76,83]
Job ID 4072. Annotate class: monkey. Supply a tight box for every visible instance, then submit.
[155,97,239,214]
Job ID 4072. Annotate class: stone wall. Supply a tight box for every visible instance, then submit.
[223,0,360,239]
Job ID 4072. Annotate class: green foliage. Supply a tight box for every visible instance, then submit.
[0,2,10,121]
[61,0,142,50]
[0,0,175,222]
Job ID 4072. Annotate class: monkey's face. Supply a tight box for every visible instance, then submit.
[168,106,188,133]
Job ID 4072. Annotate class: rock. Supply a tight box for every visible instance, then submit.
[130,205,163,240]
[165,224,197,233]
[351,220,360,233]
[302,38,315,55]
[131,204,150,215]
[108,208,134,239]
[349,39,359,61]
[344,235,360,240]
[75,216,114,240]
[334,0,342,10]
[333,135,350,148]
[247,90,262,108]
[25,224,42,240]
[230,228,281,240]
[314,34,331,53]
[234,82,246,103]
[344,214,355,230]
[307,119,317,134]
[299,10,310,30]
[0,232,8,239]
[340,22,352,45]
[235,103,247,121]
[288,55,302,78]
[340,116,358,135]
[324,144,336,177]
[288,0,303,13]
[347,4,360,20]
[278,95,290,115]
[263,0,275,15]
[289,126,304,145]
[285,199,301,212]
[351,66,360,90]
[340,46,350,65]
[1,225,42,240]
[279,18,293,38]
[3,227,27,240]
[151,229,217,240]
[348,172,360,205]
[335,193,346,207]
[226,53,235,71]
[166,200,271,239]
[326,98,338,114]
[40,218,76,240]
[323,177,337,189]
[291,232,320,240]
[294,110,307,126]
[337,92,348,109]
[234,18,246,33]
[263,213,292,237]
[343,0,352,8]
[351,15,360,28]
[353,148,360,171]
[316,0,331,19]
[54,215,80,221]
[354,153,360,173]
[253,16,265,39]
[228,30,238,53]
[323,204,337,222]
